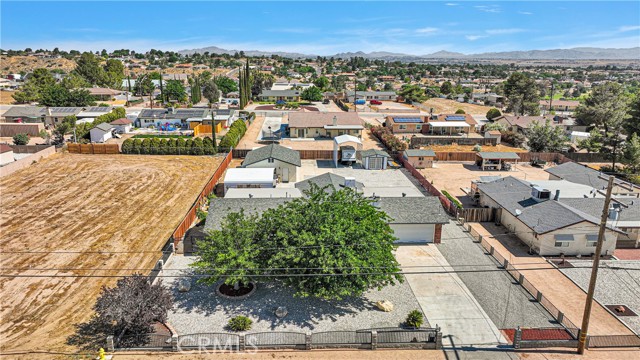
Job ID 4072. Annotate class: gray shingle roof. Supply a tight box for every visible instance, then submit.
[545,162,609,189]
[243,144,301,167]
[404,149,436,158]
[476,176,600,234]
[93,123,114,132]
[375,197,449,224]
[2,106,46,118]
[204,198,291,231]
[559,198,640,223]
[295,173,364,194]
[259,90,300,97]
[477,152,521,160]
[360,149,389,158]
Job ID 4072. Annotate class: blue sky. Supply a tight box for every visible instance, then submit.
[2,1,639,55]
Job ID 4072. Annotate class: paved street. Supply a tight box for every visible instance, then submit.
[395,244,508,346]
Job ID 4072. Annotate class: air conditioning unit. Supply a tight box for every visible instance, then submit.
[531,186,551,201]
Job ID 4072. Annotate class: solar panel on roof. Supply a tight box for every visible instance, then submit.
[392,117,423,123]
[445,115,466,121]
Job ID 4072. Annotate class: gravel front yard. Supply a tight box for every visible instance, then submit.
[560,260,640,334]
[163,255,425,335]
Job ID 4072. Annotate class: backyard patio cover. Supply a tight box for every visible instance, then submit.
[333,134,362,167]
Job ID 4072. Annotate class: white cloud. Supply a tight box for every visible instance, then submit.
[474,5,502,13]
[445,3,459,6]
[415,27,438,34]
[619,25,640,32]
[485,28,526,35]
[518,11,534,15]
[466,35,488,41]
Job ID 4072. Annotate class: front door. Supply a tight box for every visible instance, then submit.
[297,129,305,138]
[282,167,289,182]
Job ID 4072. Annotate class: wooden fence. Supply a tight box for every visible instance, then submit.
[233,148,337,160]
[171,151,233,246]
[0,123,44,137]
[411,137,497,147]
[67,143,120,154]
[395,154,458,215]
[193,124,212,136]
[9,144,52,154]
[458,207,501,223]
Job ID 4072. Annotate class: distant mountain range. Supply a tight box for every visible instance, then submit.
[178,46,640,60]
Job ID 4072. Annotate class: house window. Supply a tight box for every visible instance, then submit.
[416,124,422,130]
[586,234,599,247]
[268,158,275,163]
[554,234,574,247]
[399,125,407,130]
[418,157,424,161]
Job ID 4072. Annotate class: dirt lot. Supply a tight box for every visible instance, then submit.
[420,162,551,200]
[421,98,496,115]
[0,91,16,105]
[237,115,385,151]
[0,153,221,352]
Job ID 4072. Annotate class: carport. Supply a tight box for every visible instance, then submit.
[333,134,362,168]
[476,152,520,171]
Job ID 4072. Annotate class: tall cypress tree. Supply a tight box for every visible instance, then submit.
[159,75,165,104]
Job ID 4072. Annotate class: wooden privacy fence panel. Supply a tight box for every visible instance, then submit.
[194,124,212,136]
[459,207,500,222]
[435,152,477,162]
[0,123,44,137]
[68,143,120,154]
[172,151,233,246]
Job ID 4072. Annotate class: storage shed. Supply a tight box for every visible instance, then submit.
[89,123,114,143]
[242,144,301,183]
[110,118,133,134]
[359,149,390,170]
[475,152,520,171]
[403,149,436,169]
[223,168,276,194]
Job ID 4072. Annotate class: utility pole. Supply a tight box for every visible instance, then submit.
[577,176,615,354]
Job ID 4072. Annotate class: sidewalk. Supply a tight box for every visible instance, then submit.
[395,245,508,346]
[469,222,634,336]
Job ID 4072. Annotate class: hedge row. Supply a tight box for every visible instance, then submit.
[370,125,407,151]
[219,118,248,148]
[121,136,218,155]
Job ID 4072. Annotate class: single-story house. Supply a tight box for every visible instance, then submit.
[204,192,449,244]
[403,149,436,169]
[84,87,123,101]
[471,92,504,107]
[475,152,520,171]
[288,112,363,139]
[45,107,83,126]
[257,89,301,102]
[346,91,396,102]
[494,115,558,134]
[0,144,14,166]
[242,144,301,183]
[539,99,580,113]
[77,106,113,120]
[202,109,235,132]
[90,123,114,143]
[484,130,502,144]
[136,108,211,128]
[223,168,276,194]
[110,118,133,133]
[424,114,478,135]
[475,176,621,256]
[546,162,640,195]
[359,149,390,170]
[1,106,46,123]
[384,116,424,134]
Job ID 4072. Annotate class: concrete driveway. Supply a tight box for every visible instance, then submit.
[395,245,508,346]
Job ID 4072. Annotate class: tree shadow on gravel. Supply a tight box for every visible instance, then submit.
[66,316,115,351]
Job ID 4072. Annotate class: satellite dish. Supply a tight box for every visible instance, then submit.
[515,209,522,216]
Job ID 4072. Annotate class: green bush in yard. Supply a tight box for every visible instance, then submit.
[228,316,252,331]
[441,190,462,208]
[13,133,29,145]
[405,310,424,328]
[191,137,205,155]
[121,139,134,154]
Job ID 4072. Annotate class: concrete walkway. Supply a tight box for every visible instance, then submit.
[396,245,508,347]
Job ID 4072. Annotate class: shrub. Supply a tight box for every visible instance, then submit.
[455,109,465,114]
[13,133,29,145]
[405,310,424,328]
[370,126,407,152]
[132,139,142,154]
[473,144,482,152]
[486,108,502,120]
[228,316,252,332]
[191,137,205,155]
[121,139,134,154]
[441,190,462,208]
[141,138,152,155]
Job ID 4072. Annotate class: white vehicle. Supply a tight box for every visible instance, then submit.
[340,145,357,164]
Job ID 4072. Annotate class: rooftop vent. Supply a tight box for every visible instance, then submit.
[531,186,551,202]
[344,177,356,188]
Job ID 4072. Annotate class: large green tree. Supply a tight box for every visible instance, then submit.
[103,59,125,89]
[504,72,540,115]
[193,184,403,300]
[575,82,630,168]
[39,84,95,107]
[163,80,187,103]
[214,76,238,95]
[133,74,155,96]
[313,76,330,90]
[251,71,275,97]
[526,120,567,152]
[625,94,640,137]
[622,133,640,174]
[398,84,427,103]
[12,68,56,103]
[202,79,221,106]
[75,52,106,85]
[301,86,323,101]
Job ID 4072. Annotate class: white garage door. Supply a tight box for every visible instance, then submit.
[391,224,435,243]
[368,156,384,170]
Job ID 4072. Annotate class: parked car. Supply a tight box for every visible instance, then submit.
[370,100,382,105]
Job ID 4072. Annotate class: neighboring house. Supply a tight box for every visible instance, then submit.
[484,130,502,144]
[202,109,235,132]
[0,144,14,166]
[475,176,620,256]
[403,149,436,169]
[378,75,396,82]
[84,87,123,101]
[384,116,424,134]
[45,107,83,126]
[270,82,314,91]
[136,108,210,128]
[110,118,133,133]
[425,114,478,135]
[77,106,113,121]
[359,149,390,170]
[224,188,302,198]
[257,89,301,102]
[205,189,449,244]
[539,99,580,113]
[295,173,364,194]
[89,123,114,143]
[288,112,363,139]
[242,144,301,183]
[346,91,396,102]
[162,73,189,85]
[475,152,520,171]
[223,168,276,194]
[545,162,640,195]
[493,115,570,134]
[471,93,504,107]
[1,106,46,123]
[569,131,590,144]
